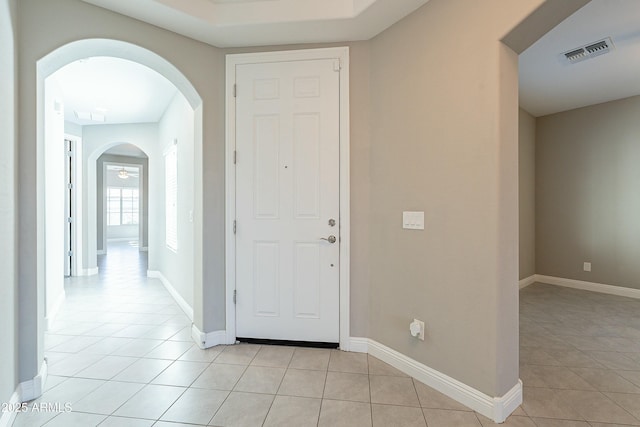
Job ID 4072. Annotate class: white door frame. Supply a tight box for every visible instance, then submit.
[64,133,83,277]
[225,47,351,350]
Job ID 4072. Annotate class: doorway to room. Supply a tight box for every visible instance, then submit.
[100,160,147,278]
[39,41,204,362]
[104,164,142,249]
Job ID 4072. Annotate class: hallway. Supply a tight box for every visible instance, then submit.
[15,242,640,426]
[15,244,476,427]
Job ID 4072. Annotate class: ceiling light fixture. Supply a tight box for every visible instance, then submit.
[118,168,129,179]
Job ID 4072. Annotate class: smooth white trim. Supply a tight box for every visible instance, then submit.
[45,290,65,331]
[0,360,49,426]
[80,267,99,276]
[350,337,521,423]
[191,324,228,349]
[496,380,524,423]
[348,337,369,353]
[147,270,194,320]
[225,47,351,349]
[65,133,84,278]
[536,274,640,299]
[519,274,537,289]
[224,50,237,346]
[19,359,48,402]
[106,237,139,242]
[139,246,148,252]
[337,48,351,351]
[0,390,21,427]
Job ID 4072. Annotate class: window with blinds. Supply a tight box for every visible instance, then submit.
[165,145,178,252]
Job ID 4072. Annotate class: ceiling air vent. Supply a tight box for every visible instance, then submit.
[562,37,614,64]
[564,48,587,63]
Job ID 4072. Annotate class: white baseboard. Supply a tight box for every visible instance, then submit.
[96,250,106,255]
[350,337,521,423]
[496,380,524,423]
[19,359,48,402]
[147,270,194,320]
[519,275,537,289]
[536,274,640,299]
[0,359,48,427]
[45,291,66,331]
[0,390,20,427]
[348,337,369,353]
[81,267,99,276]
[191,324,230,349]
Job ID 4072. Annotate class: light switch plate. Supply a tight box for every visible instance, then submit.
[403,211,424,230]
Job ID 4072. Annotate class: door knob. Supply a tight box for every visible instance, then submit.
[320,235,337,244]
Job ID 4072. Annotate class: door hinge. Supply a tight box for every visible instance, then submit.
[233,84,237,98]
[333,59,341,72]
[233,220,237,234]
[67,150,72,157]
[67,250,73,257]
[233,289,237,304]
[67,217,73,223]
[67,183,73,190]
[233,150,237,165]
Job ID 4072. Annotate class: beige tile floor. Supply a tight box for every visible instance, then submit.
[518,283,640,427]
[11,245,640,426]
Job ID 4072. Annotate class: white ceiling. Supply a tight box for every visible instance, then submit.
[51,56,177,126]
[520,0,640,117]
[62,1,636,122]
[56,1,430,127]
[80,0,430,47]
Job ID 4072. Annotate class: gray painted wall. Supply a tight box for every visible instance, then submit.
[97,154,149,251]
[17,0,224,382]
[537,95,640,289]
[519,109,536,280]
[65,121,82,138]
[150,92,196,310]
[367,0,546,396]
[0,0,18,406]
[11,0,582,400]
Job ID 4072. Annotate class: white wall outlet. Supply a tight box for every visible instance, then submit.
[583,262,591,272]
[403,211,424,230]
[409,319,425,341]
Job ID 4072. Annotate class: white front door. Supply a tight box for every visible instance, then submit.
[235,58,341,343]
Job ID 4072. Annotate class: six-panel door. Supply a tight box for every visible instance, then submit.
[235,58,340,343]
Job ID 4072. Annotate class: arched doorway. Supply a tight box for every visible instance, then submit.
[31,39,204,400]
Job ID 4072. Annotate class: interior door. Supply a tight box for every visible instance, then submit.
[64,138,72,277]
[235,58,341,343]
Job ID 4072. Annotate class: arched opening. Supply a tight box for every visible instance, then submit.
[36,39,204,383]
